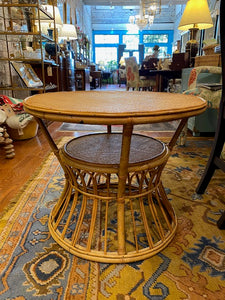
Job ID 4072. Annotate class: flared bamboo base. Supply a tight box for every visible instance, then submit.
[49,133,177,263]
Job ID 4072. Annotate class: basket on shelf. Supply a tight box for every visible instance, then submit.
[195,54,221,67]
[202,43,219,55]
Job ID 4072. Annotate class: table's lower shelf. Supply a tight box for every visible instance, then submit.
[49,133,177,263]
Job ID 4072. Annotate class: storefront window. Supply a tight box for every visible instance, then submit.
[95,47,118,71]
[122,35,139,50]
[143,34,168,43]
[133,51,139,63]
[92,30,173,65]
[144,46,168,58]
[95,35,119,44]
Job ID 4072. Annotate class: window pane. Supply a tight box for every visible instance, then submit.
[123,52,130,58]
[133,51,139,64]
[95,35,119,44]
[122,35,139,50]
[95,47,118,71]
[143,34,168,43]
[144,46,168,58]
[123,52,139,63]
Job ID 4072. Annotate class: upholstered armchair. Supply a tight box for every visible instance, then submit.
[125,57,156,91]
[183,66,222,136]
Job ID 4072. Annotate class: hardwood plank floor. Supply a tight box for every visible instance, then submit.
[0,121,74,214]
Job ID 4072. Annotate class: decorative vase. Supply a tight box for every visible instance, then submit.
[45,43,59,57]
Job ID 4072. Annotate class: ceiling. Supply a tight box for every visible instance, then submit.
[82,0,188,30]
[83,0,187,5]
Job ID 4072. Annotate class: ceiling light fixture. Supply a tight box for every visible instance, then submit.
[129,0,161,31]
[146,0,161,16]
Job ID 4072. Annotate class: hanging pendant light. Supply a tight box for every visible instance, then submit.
[135,2,149,31]
[146,0,162,16]
[129,0,161,31]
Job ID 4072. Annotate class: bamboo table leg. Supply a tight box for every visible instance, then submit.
[117,124,133,255]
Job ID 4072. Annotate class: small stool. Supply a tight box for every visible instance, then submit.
[49,133,177,263]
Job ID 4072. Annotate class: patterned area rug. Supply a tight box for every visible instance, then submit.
[58,121,178,132]
[1,138,225,299]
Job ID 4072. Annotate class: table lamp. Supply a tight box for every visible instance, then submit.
[59,23,77,59]
[178,0,213,66]
[59,23,77,49]
[119,56,125,66]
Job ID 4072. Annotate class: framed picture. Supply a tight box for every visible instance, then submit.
[11,62,43,88]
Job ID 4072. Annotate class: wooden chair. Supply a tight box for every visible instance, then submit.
[125,56,156,91]
[196,0,225,229]
[118,66,126,86]
[90,71,102,89]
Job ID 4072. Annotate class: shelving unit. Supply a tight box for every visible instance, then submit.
[74,29,90,65]
[0,0,59,98]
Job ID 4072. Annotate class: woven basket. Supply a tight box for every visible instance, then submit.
[202,44,219,55]
[195,54,221,67]
[7,119,38,140]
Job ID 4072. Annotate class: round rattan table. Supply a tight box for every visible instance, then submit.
[24,91,206,263]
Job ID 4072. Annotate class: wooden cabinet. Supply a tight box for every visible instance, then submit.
[57,56,76,91]
[170,53,189,71]
[30,61,58,93]
[63,57,75,91]
[75,68,90,91]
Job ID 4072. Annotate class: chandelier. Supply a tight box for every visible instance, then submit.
[129,0,161,31]
[145,0,161,16]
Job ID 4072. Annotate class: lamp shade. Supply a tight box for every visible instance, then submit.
[178,0,213,31]
[41,5,63,26]
[59,24,77,40]
[119,56,125,65]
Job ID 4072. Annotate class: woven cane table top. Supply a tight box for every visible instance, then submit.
[24,91,207,125]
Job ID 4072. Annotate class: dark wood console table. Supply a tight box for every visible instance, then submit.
[139,69,182,92]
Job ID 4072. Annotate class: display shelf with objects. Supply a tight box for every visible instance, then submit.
[75,27,90,66]
[0,0,59,97]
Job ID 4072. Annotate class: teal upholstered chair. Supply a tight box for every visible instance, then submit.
[183,66,222,136]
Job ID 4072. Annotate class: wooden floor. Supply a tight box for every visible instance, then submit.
[0,84,200,215]
[0,122,71,214]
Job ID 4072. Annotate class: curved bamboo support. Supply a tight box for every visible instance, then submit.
[48,133,177,263]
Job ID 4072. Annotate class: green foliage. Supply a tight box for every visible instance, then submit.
[106,60,118,71]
